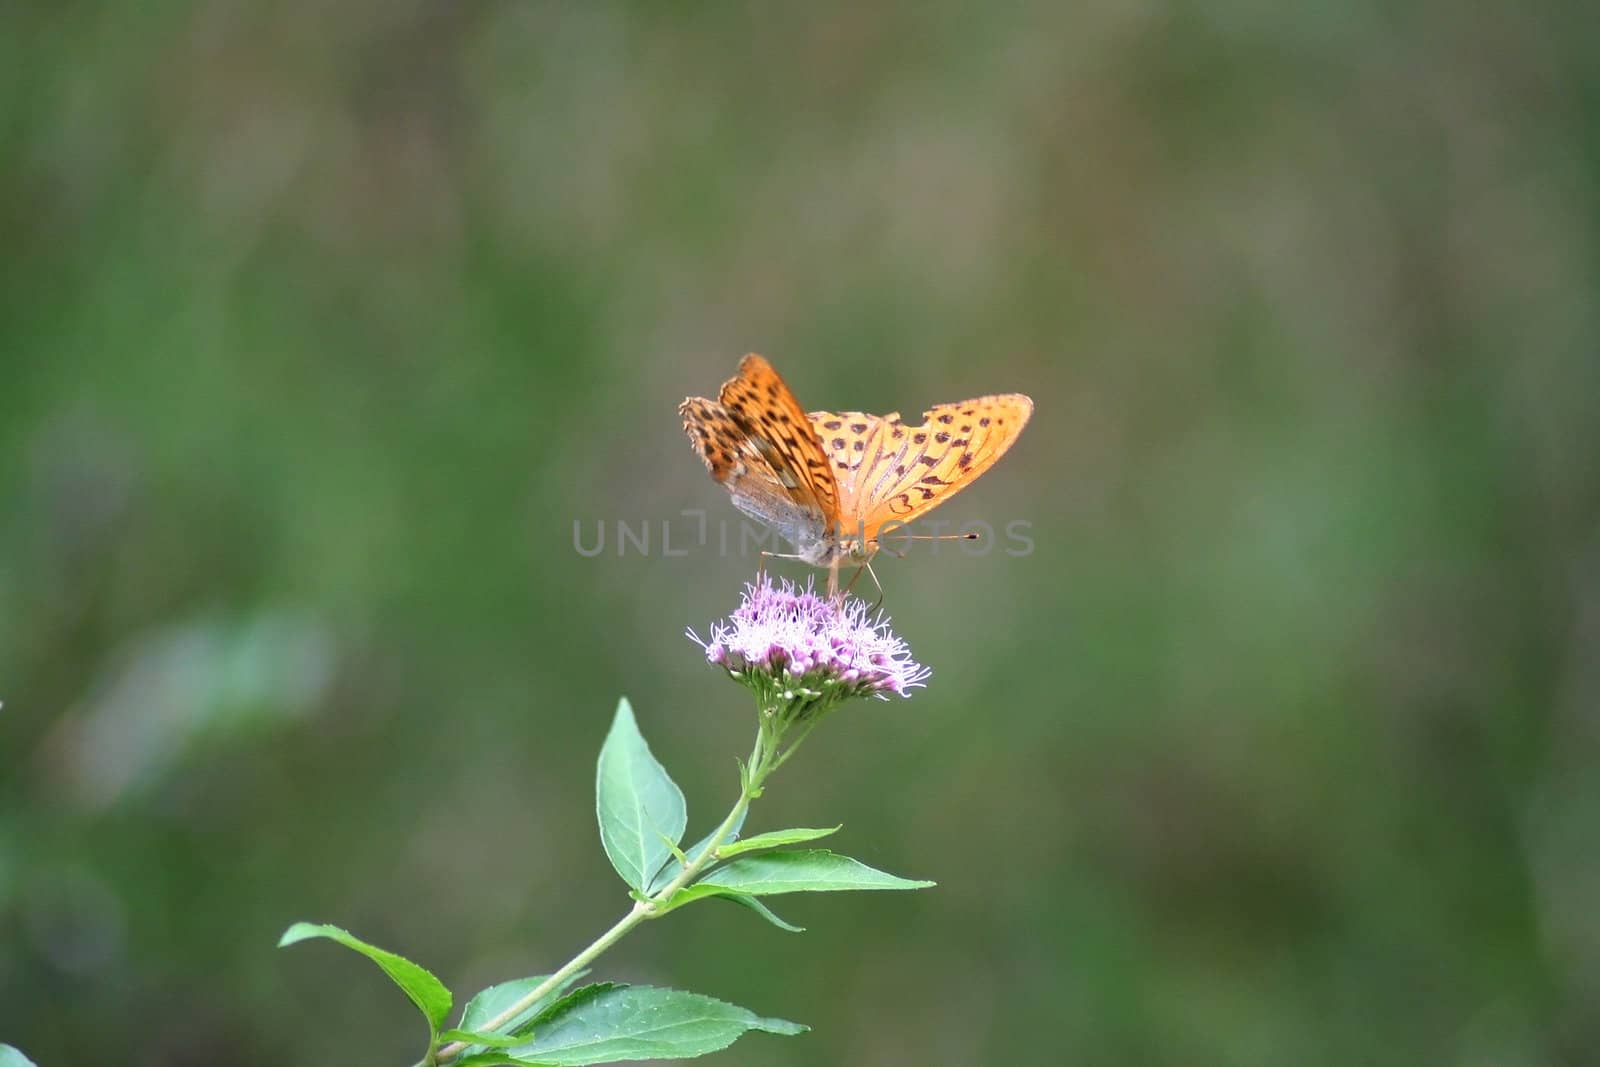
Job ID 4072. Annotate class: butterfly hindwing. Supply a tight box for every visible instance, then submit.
[808,409,904,535]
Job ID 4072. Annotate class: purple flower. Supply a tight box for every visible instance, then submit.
[688,577,929,722]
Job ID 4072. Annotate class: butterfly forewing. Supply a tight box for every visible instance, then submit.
[714,356,839,521]
[679,355,840,556]
[810,394,1032,542]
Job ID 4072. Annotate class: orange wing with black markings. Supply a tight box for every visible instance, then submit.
[810,395,1033,543]
[679,355,840,555]
[682,354,1032,566]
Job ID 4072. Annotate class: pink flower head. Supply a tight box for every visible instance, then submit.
[689,577,929,721]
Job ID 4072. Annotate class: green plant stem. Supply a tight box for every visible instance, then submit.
[424,725,782,1067]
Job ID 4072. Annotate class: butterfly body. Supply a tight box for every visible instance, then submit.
[680,355,1031,587]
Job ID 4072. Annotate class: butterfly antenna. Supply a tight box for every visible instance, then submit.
[896,532,981,544]
[877,531,980,560]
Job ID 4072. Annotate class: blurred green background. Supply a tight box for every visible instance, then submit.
[3,3,1597,1065]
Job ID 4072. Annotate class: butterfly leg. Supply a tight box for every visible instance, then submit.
[758,550,806,585]
[862,559,885,611]
[838,564,863,598]
[837,560,885,610]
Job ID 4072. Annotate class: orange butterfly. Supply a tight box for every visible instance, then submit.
[680,354,1032,594]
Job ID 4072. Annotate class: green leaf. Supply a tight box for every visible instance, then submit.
[646,807,748,895]
[440,1029,538,1048]
[453,971,590,1056]
[714,825,840,859]
[595,698,687,891]
[721,892,806,932]
[278,921,452,1035]
[0,1046,38,1067]
[458,974,553,1032]
[494,983,804,1064]
[671,850,933,905]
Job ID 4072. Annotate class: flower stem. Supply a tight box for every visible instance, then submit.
[425,725,778,1066]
